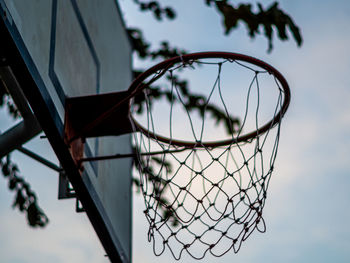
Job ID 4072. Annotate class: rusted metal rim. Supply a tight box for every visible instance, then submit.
[128,52,291,148]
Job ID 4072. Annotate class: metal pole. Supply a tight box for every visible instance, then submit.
[17,146,62,172]
[0,66,42,157]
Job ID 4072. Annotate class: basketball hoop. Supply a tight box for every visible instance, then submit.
[129,52,290,259]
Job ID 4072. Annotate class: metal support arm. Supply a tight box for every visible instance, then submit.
[0,66,42,158]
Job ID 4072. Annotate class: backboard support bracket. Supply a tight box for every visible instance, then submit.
[58,171,76,199]
[64,91,134,170]
[58,171,85,213]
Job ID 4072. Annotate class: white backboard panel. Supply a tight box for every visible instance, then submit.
[0,0,132,262]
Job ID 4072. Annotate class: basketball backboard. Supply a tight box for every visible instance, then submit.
[0,0,132,262]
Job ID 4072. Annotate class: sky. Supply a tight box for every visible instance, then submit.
[1,0,350,262]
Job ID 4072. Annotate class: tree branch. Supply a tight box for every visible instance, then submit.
[214,1,303,52]
[0,155,49,227]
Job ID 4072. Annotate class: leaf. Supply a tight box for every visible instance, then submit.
[154,7,162,20]
[13,190,26,211]
[127,28,150,58]
[152,156,172,174]
[132,178,141,193]
[215,1,239,34]
[27,202,49,227]
[8,178,17,190]
[1,162,10,177]
[165,8,176,19]
[205,0,214,6]
[163,208,179,227]
[11,164,19,172]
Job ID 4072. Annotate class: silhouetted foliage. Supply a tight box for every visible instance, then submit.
[0,155,48,227]
[132,0,303,53]
[128,28,186,60]
[133,152,179,227]
[0,78,49,227]
[132,0,176,21]
[213,1,302,52]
